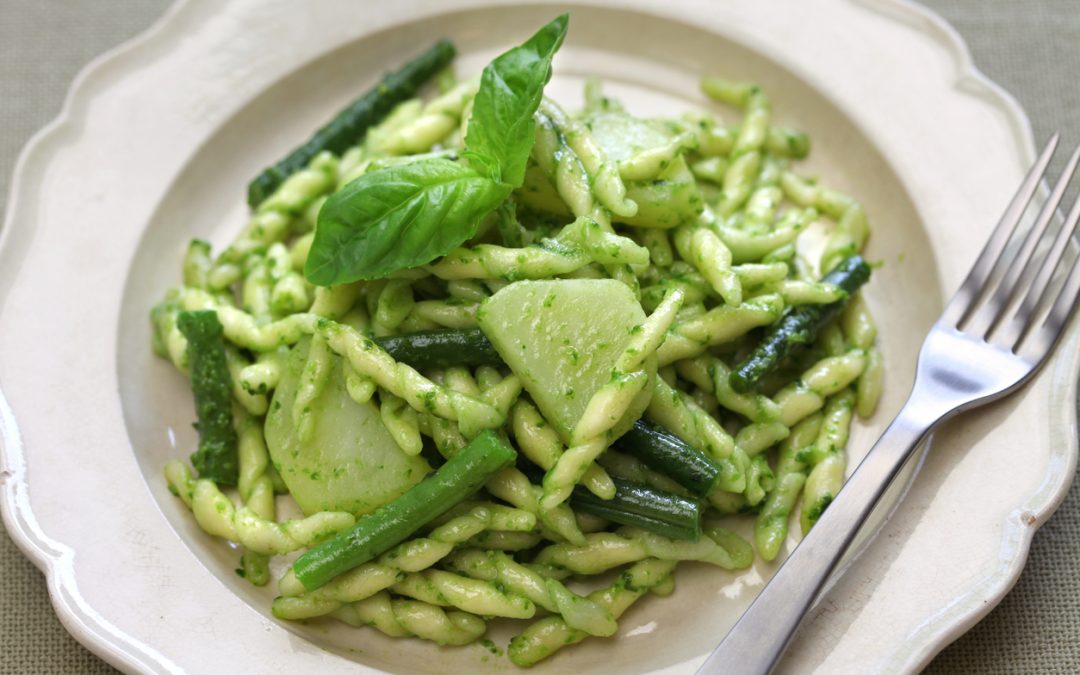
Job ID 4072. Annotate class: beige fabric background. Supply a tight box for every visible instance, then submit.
[1,1,1077,673]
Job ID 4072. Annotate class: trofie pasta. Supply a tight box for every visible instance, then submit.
[151,14,882,666]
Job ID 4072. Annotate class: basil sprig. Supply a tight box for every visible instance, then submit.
[305,14,569,285]
[464,13,567,185]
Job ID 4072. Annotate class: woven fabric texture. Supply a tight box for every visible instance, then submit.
[0,1,1077,673]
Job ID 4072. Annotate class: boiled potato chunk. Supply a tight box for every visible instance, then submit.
[478,279,655,443]
[265,338,431,516]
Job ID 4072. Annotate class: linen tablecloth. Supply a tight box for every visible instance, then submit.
[1,1,1077,672]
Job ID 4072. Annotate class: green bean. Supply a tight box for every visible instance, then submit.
[177,310,239,484]
[614,420,724,498]
[646,378,747,493]
[730,255,871,391]
[290,430,516,591]
[247,40,455,206]
[571,478,704,541]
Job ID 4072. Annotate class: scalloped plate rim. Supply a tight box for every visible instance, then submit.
[0,1,1074,673]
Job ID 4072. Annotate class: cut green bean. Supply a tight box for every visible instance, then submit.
[614,419,724,497]
[247,40,455,207]
[373,327,502,370]
[571,477,703,541]
[291,430,516,591]
[176,310,239,485]
[730,254,871,392]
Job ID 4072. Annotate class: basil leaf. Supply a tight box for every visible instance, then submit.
[305,158,511,285]
[465,14,568,186]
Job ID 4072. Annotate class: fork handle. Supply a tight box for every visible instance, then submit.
[696,399,941,675]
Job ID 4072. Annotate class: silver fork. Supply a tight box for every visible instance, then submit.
[697,134,1080,675]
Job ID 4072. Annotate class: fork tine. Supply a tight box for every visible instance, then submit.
[997,159,1080,351]
[1020,236,1080,361]
[942,133,1060,326]
[968,141,1080,339]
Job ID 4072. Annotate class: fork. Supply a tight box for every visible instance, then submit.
[697,134,1080,675]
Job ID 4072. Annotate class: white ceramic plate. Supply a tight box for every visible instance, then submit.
[2,0,1077,673]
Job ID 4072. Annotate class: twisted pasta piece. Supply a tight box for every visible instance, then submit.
[743,185,783,226]
[755,414,821,561]
[273,504,536,619]
[842,295,883,417]
[446,549,617,636]
[510,399,615,499]
[257,151,338,216]
[673,226,741,305]
[429,240,590,280]
[434,370,586,544]
[392,569,536,619]
[266,243,310,315]
[762,279,846,306]
[779,170,869,271]
[371,279,415,337]
[557,216,650,267]
[646,377,747,494]
[656,293,784,365]
[409,300,478,329]
[674,356,780,423]
[165,461,355,555]
[533,526,752,576]
[330,591,486,646]
[539,98,637,218]
[374,79,478,155]
[799,389,856,533]
[234,410,275,585]
[379,390,424,456]
[182,240,212,289]
[773,349,867,426]
[309,282,363,319]
[179,288,317,351]
[224,346,269,415]
[540,289,683,509]
[715,207,816,264]
[237,350,285,398]
[315,320,503,437]
[508,558,678,667]
[618,131,698,181]
[716,151,761,215]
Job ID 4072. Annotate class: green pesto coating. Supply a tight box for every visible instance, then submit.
[614,419,724,498]
[246,40,456,207]
[730,255,871,393]
[374,327,503,370]
[176,310,239,485]
[291,429,516,591]
[570,477,703,541]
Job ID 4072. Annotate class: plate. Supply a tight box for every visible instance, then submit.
[1,0,1076,673]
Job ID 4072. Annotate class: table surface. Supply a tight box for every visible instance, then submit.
[1,1,1078,673]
